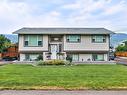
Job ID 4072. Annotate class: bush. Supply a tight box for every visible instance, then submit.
[36,60,45,66]
[36,54,43,61]
[66,55,72,63]
[36,60,69,66]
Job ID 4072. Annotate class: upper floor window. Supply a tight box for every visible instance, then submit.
[92,35,106,43]
[66,35,81,42]
[24,35,42,47]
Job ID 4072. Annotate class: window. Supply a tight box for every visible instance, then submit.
[24,35,28,46]
[92,35,106,43]
[24,35,42,47]
[66,35,80,42]
[25,54,30,61]
[66,54,79,61]
[72,54,79,61]
[38,35,42,46]
[38,41,42,46]
[92,54,104,61]
[25,54,42,61]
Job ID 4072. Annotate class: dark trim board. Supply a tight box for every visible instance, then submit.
[19,50,109,54]
[19,51,48,53]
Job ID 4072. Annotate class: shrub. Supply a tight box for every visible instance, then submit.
[66,55,72,63]
[36,54,43,61]
[36,60,69,66]
[36,60,45,66]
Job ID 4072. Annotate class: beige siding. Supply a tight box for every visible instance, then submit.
[20,54,25,61]
[19,35,48,52]
[104,54,108,61]
[64,35,109,51]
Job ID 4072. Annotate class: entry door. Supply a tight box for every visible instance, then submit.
[50,45,57,59]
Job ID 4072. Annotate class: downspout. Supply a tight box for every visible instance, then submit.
[108,34,110,61]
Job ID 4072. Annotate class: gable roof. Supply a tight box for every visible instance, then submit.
[13,27,114,34]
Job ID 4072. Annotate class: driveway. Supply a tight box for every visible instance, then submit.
[0,90,127,95]
[115,57,127,64]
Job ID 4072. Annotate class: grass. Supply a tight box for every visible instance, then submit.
[0,64,127,90]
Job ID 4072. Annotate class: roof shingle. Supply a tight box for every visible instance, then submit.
[13,27,114,34]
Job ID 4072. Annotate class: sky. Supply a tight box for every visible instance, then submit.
[0,0,127,34]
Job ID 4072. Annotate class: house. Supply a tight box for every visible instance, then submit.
[13,28,114,62]
[2,44,19,61]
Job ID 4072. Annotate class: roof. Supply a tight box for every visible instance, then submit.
[13,27,114,34]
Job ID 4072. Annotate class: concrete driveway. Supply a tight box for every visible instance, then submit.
[115,57,127,64]
[0,90,127,95]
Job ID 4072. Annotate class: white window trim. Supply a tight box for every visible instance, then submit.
[24,35,43,47]
[92,35,106,43]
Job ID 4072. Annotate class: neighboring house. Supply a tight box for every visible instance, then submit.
[13,28,114,62]
[2,44,19,61]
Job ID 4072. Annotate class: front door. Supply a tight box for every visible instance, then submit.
[50,45,57,59]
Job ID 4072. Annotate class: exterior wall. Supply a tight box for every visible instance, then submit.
[20,54,25,61]
[20,53,108,61]
[18,34,110,62]
[2,45,18,58]
[19,34,48,52]
[63,35,109,51]
[104,54,108,61]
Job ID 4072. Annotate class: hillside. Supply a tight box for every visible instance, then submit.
[111,33,127,47]
[4,34,18,43]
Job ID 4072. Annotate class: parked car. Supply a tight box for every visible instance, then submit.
[2,57,18,61]
[109,56,115,60]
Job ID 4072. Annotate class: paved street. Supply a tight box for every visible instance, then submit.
[0,90,127,95]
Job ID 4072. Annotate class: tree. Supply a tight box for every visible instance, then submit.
[66,55,72,63]
[116,45,127,52]
[0,34,11,53]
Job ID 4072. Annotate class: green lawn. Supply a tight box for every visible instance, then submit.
[0,64,127,90]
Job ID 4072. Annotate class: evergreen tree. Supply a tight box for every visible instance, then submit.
[0,34,11,53]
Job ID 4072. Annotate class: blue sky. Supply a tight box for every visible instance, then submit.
[0,0,127,34]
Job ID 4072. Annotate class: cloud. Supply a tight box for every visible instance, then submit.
[60,0,127,32]
[103,0,127,15]
[0,0,127,34]
[0,0,64,33]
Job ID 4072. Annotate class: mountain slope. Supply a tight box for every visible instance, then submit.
[4,34,18,43]
[111,33,127,47]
